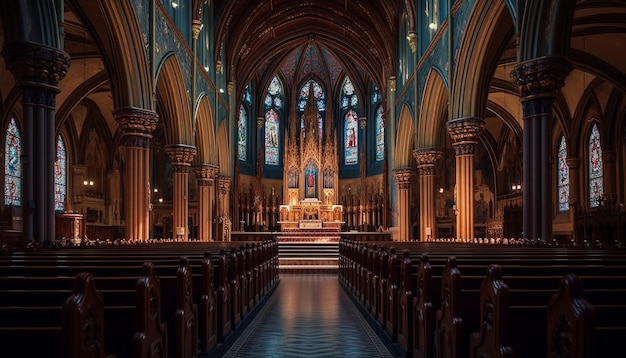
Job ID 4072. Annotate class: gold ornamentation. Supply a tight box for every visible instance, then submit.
[393,168,415,189]
[407,31,417,53]
[388,76,397,92]
[2,41,71,86]
[510,56,572,99]
[114,108,159,148]
[413,148,443,176]
[165,144,197,173]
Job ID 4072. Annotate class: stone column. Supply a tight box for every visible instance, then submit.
[392,168,415,241]
[414,148,443,241]
[566,158,580,241]
[216,175,232,241]
[511,56,572,241]
[3,42,70,242]
[113,107,158,241]
[446,117,485,241]
[165,145,196,241]
[194,164,219,241]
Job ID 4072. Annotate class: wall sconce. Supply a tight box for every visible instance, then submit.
[158,198,163,203]
[171,1,178,8]
[83,180,94,186]
[429,22,437,30]
[154,188,158,193]
[439,187,444,194]
[511,183,522,192]
[407,31,417,53]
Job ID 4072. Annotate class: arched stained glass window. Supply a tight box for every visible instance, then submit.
[264,109,280,165]
[375,105,384,161]
[557,135,569,212]
[264,76,283,166]
[342,77,359,165]
[4,117,21,206]
[239,83,252,162]
[298,79,325,137]
[588,122,604,208]
[55,135,67,211]
[238,104,248,161]
[344,110,359,165]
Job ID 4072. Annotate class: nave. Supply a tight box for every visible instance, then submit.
[218,274,396,358]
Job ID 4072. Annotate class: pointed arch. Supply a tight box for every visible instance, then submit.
[156,54,194,145]
[217,120,231,175]
[451,0,513,119]
[195,94,217,165]
[417,68,448,148]
[394,104,415,168]
[67,0,154,110]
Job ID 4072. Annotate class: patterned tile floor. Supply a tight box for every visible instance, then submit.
[219,274,397,357]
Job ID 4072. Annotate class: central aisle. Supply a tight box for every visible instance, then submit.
[219,274,396,357]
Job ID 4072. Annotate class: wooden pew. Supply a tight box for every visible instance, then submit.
[0,243,278,358]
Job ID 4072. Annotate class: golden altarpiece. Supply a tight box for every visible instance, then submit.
[278,86,343,230]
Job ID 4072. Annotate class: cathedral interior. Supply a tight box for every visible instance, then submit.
[1,1,626,357]
[1,0,625,245]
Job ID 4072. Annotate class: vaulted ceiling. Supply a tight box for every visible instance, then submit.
[213,0,401,95]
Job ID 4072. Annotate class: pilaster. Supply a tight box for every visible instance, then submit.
[393,168,415,241]
[446,117,485,240]
[165,144,197,240]
[113,107,159,241]
[414,148,443,241]
[194,164,219,241]
[2,41,71,243]
[511,56,572,241]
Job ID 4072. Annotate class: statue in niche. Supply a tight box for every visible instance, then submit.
[305,167,317,198]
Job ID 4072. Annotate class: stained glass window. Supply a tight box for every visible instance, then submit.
[4,117,21,206]
[238,104,247,161]
[55,135,67,211]
[265,109,279,165]
[298,79,325,137]
[557,135,569,212]
[344,110,359,165]
[375,105,384,161]
[342,77,359,165]
[588,122,603,208]
[238,84,252,162]
[265,76,283,165]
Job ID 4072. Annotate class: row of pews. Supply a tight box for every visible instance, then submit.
[339,239,626,357]
[0,240,279,357]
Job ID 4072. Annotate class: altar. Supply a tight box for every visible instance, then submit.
[278,199,343,231]
[277,82,344,232]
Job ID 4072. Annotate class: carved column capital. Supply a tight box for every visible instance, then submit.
[388,76,397,92]
[510,56,572,99]
[165,144,197,173]
[393,168,415,190]
[2,41,71,87]
[227,81,234,96]
[217,175,232,195]
[192,19,203,40]
[446,117,485,156]
[413,148,443,176]
[113,107,159,148]
[194,164,219,186]
[566,158,580,170]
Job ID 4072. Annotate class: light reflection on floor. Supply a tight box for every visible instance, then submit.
[221,274,395,357]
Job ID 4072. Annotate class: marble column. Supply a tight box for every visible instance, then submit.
[216,175,232,241]
[446,117,485,241]
[392,168,415,241]
[113,107,158,241]
[413,148,443,241]
[194,164,219,241]
[165,145,196,241]
[511,56,572,241]
[2,42,71,243]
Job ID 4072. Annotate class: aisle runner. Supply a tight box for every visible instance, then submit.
[221,274,394,357]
